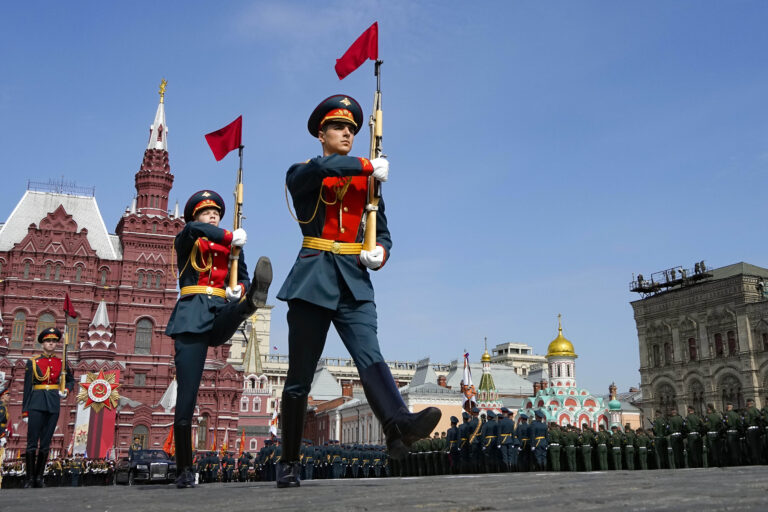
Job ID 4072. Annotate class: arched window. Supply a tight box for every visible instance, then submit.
[656,383,677,413]
[240,397,249,412]
[23,261,30,279]
[67,316,78,349]
[714,333,724,357]
[54,264,62,281]
[0,259,3,275]
[688,338,697,361]
[100,269,107,285]
[134,318,153,354]
[11,311,26,346]
[131,425,149,450]
[663,343,673,365]
[727,331,738,356]
[652,344,661,367]
[155,273,162,288]
[44,263,51,280]
[720,375,743,410]
[137,272,144,288]
[75,265,83,282]
[689,380,705,415]
[197,415,208,450]
[36,313,56,339]
[253,398,261,412]
[249,439,257,451]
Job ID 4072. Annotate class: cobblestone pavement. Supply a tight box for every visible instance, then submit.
[2,466,768,512]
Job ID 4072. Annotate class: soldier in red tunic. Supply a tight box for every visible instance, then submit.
[22,327,75,488]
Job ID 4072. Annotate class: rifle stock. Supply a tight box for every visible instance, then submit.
[228,148,244,289]
[363,60,384,252]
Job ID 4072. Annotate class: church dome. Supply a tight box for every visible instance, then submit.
[608,398,622,411]
[481,348,491,363]
[546,315,577,358]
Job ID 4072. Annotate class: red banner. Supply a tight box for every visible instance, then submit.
[86,369,119,458]
[335,22,378,79]
[205,116,242,161]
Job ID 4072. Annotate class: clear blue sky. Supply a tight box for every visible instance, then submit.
[2,1,767,393]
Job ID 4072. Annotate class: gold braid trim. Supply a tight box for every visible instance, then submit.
[31,357,50,382]
[284,178,352,225]
[177,239,213,280]
[468,419,483,445]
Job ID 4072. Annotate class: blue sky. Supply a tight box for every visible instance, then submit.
[2,1,767,393]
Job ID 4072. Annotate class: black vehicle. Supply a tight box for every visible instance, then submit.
[114,449,177,485]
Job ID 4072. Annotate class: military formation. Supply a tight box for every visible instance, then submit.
[1,456,114,488]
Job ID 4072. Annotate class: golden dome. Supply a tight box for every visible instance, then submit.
[481,348,491,362]
[546,315,577,358]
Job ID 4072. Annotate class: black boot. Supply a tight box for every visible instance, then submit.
[244,256,272,313]
[174,423,196,488]
[24,450,36,488]
[35,450,48,488]
[276,392,307,488]
[359,362,442,460]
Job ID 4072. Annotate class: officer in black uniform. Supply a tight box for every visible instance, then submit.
[166,190,273,488]
[276,95,440,487]
[22,328,75,488]
[446,416,460,473]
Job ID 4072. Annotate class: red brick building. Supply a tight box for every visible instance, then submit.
[0,87,243,459]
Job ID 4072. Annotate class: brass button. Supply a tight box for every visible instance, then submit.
[331,242,341,254]
[213,267,217,270]
[340,227,346,233]
[214,252,218,256]
[343,206,348,212]
[206,286,213,295]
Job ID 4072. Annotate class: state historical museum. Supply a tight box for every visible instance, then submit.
[0,86,249,458]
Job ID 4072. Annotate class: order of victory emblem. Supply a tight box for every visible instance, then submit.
[77,370,121,413]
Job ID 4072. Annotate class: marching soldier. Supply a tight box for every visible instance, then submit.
[684,405,703,468]
[276,95,440,488]
[652,410,668,469]
[635,427,650,470]
[547,423,562,471]
[458,411,471,473]
[166,190,273,488]
[516,413,531,472]
[704,403,724,467]
[595,424,610,471]
[723,403,742,466]
[609,425,623,470]
[578,423,594,472]
[667,408,684,468]
[530,411,548,471]
[498,408,517,472]
[743,398,762,465]
[481,411,498,472]
[623,424,636,470]
[22,327,75,488]
[446,416,460,473]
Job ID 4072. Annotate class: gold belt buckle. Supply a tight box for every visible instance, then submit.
[331,241,341,254]
[206,286,213,295]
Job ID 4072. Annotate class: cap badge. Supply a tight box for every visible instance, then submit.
[340,97,351,106]
[202,191,211,197]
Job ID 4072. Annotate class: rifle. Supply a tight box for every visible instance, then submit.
[60,327,68,393]
[363,60,384,251]
[228,146,245,289]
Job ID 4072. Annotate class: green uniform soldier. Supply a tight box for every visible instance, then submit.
[667,409,684,469]
[563,425,578,472]
[635,428,649,470]
[652,410,668,469]
[548,423,561,471]
[743,399,762,465]
[609,425,623,470]
[723,403,742,466]
[623,424,636,470]
[595,425,609,471]
[578,423,594,472]
[684,405,703,468]
[704,403,724,467]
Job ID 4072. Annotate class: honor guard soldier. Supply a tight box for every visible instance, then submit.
[498,408,517,472]
[22,327,75,488]
[446,416,460,473]
[516,413,530,471]
[276,95,441,488]
[166,190,273,488]
[530,410,548,471]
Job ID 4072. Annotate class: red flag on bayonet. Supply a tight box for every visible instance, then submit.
[63,293,77,318]
[205,116,242,161]
[335,22,378,79]
[163,426,175,456]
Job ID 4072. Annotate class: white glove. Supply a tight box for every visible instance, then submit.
[359,246,385,270]
[371,157,389,182]
[0,437,7,447]
[59,390,68,398]
[226,285,243,301]
[231,228,247,248]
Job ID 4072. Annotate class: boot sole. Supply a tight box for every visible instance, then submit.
[276,480,301,488]
[402,408,442,446]
[248,256,272,308]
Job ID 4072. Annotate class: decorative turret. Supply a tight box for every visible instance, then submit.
[476,337,501,410]
[134,78,174,216]
[607,382,623,426]
[547,314,577,389]
[79,300,115,360]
